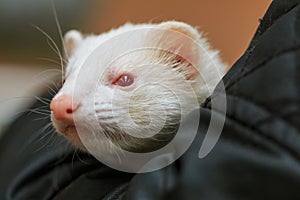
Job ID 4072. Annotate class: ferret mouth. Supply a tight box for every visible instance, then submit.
[53,121,77,135]
[63,125,88,151]
[63,124,76,133]
[52,119,87,151]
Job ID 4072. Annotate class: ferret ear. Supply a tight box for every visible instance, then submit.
[153,21,201,79]
[64,30,83,57]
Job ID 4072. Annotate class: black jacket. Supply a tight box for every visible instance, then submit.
[1,0,300,199]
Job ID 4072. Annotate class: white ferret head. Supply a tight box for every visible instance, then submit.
[50,21,227,154]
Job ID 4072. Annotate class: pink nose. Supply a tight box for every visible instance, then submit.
[50,95,80,122]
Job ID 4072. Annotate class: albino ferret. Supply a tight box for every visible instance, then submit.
[50,21,227,154]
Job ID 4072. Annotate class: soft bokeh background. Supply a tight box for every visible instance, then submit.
[0,0,271,134]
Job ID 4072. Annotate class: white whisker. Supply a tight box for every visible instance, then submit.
[34,96,51,105]
[51,0,68,61]
[51,0,68,84]
[36,57,63,66]
[31,24,65,83]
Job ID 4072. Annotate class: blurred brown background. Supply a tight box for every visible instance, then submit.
[0,0,271,65]
[86,0,271,66]
[0,0,271,132]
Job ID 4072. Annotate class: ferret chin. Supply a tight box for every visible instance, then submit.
[50,21,228,154]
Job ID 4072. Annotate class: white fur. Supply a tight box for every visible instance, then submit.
[51,21,227,154]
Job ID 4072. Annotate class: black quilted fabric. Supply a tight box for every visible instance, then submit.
[0,0,299,199]
[125,1,300,199]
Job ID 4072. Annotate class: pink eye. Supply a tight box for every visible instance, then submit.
[113,73,134,87]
